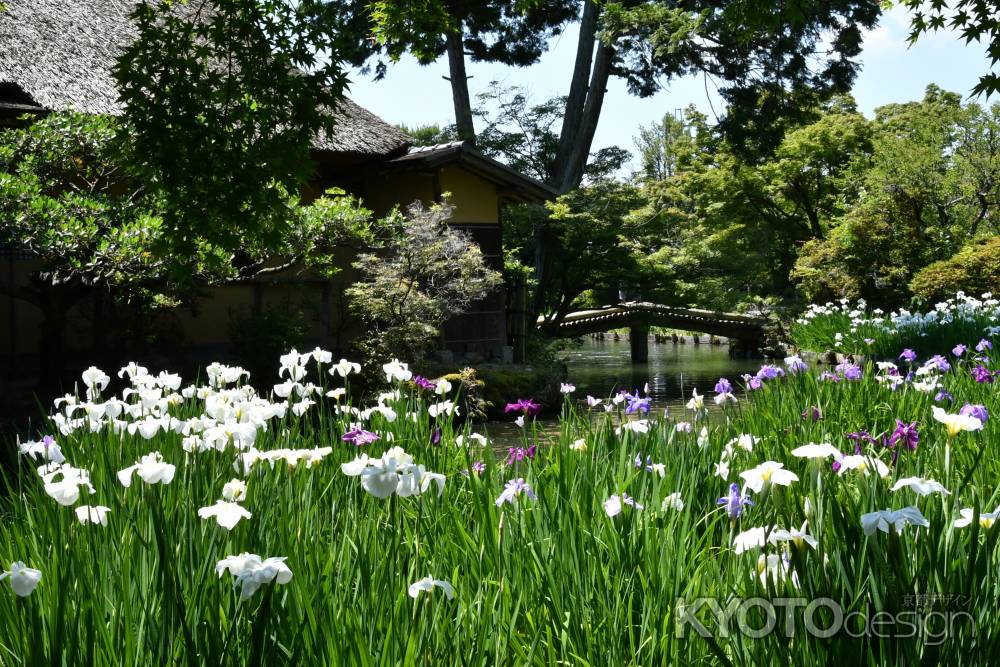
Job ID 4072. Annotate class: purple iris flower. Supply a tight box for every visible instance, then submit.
[506,445,537,465]
[342,428,380,446]
[971,365,995,383]
[887,420,919,451]
[836,362,862,381]
[976,339,993,353]
[715,377,734,395]
[742,373,763,390]
[927,355,951,372]
[802,405,823,423]
[717,483,754,519]
[786,356,808,374]
[819,371,842,383]
[625,395,651,415]
[959,404,989,425]
[846,430,879,454]
[412,375,437,391]
[430,427,442,445]
[496,478,536,506]
[505,398,542,417]
[934,390,954,403]
[634,452,658,473]
[899,349,917,363]
[953,344,968,357]
[756,365,785,381]
[469,460,485,475]
[621,492,642,509]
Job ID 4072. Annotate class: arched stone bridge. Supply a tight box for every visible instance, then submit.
[540,302,769,363]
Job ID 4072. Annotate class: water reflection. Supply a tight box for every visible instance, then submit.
[484,337,764,446]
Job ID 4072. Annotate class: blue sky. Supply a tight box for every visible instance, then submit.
[345,6,996,167]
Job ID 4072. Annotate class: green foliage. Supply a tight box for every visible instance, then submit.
[910,237,1000,302]
[901,0,1000,95]
[228,306,309,383]
[396,123,457,147]
[633,111,692,182]
[0,112,176,301]
[347,199,502,364]
[515,179,650,322]
[368,0,576,66]
[632,101,868,309]
[791,86,1000,307]
[114,0,352,266]
[601,0,880,158]
[3,347,1000,662]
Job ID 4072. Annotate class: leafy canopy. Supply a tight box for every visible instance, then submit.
[114,0,353,267]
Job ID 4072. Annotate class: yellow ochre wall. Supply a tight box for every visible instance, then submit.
[361,165,500,224]
[439,165,500,223]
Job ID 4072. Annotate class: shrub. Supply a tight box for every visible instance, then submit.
[909,237,1000,302]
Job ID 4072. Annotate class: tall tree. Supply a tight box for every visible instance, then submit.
[371,0,881,325]
[367,0,578,143]
[634,111,692,181]
[793,86,1000,305]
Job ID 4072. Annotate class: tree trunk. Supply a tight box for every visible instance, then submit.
[445,28,475,145]
[530,0,610,328]
[556,41,613,193]
[551,0,599,191]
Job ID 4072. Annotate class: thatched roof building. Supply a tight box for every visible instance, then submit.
[0,0,412,158]
[0,0,555,373]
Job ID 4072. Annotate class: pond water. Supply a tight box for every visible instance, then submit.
[484,336,764,445]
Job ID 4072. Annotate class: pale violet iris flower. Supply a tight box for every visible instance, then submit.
[604,493,643,517]
[18,436,65,464]
[860,506,930,535]
[890,477,950,497]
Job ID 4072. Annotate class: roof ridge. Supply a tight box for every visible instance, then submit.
[0,0,411,157]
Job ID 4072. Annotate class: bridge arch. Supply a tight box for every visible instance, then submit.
[540,302,768,363]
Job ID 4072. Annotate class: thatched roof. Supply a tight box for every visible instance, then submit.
[0,0,411,157]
